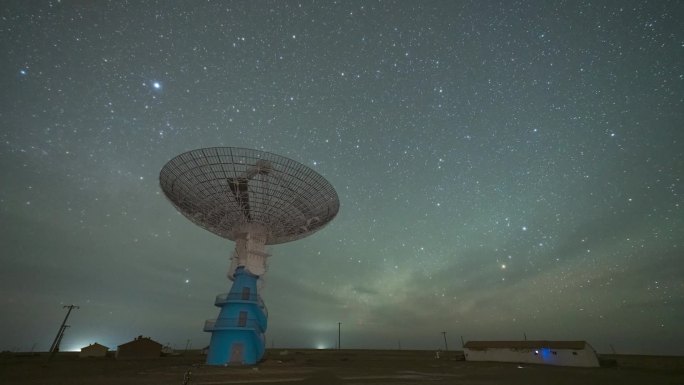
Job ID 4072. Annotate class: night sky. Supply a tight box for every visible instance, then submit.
[1,1,682,355]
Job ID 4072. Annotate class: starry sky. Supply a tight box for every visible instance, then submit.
[1,1,682,355]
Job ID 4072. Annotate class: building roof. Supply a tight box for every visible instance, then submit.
[81,342,109,351]
[118,335,162,348]
[463,340,588,350]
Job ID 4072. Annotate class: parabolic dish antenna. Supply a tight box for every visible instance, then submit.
[160,147,339,365]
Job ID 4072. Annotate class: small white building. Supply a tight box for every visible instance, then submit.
[463,340,600,367]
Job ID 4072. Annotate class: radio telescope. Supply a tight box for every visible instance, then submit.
[160,147,339,365]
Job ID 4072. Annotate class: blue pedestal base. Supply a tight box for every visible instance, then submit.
[204,267,267,365]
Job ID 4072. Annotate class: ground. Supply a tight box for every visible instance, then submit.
[1,349,682,385]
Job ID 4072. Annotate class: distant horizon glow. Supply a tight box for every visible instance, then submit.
[62,339,110,352]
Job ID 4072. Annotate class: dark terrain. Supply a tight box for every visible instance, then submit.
[1,349,682,384]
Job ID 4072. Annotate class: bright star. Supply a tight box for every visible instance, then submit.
[152,81,161,89]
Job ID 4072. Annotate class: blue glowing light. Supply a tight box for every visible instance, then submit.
[152,81,161,89]
[539,348,553,360]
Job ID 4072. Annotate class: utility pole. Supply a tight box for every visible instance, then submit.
[441,331,448,351]
[49,305,79,358]
[338,322,341,350]
[54,325,70,352]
